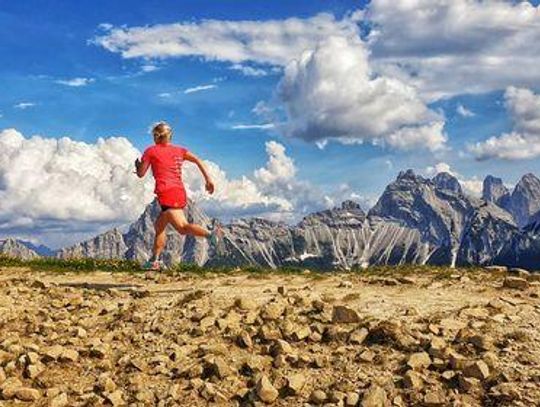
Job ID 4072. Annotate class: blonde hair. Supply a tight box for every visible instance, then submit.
[151,121,173,143]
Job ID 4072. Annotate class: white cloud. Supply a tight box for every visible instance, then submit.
[253,141,296,184]
[14,102,36,110]
[93,2,540,103]
[384,122,447,152]
[0,130,344,247]
[185,140,329,221]
[230,64,269,77]
[456,104,475,118]
[140,64,159,73]
[55,77,95,87]
[277,36,447,151]
[423,162,482,197]
[0,128,154,247]
[184,84,217,94]
[469,87,540,160]
[366,0,540,99]
[92,12,360,66]
[460,177,484,197]
[231,123,275,130]
[92,11,450,152]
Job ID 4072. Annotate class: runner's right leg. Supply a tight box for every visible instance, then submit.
[167,209,210,238]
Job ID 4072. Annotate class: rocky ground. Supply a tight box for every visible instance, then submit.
[0,266,539,406]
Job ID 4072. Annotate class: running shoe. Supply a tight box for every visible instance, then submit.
[208,223,227,256]
[208,223,224,247]
[141,259,166,271]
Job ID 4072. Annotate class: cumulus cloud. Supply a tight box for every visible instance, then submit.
[384,122,447,151]
[0,129,154,247]
[184,140,330,221]
[184,84,217,94]
[469,87,540,160]
[92,13,360,67]
[277,36,447,151]
[0,130,347,247]
[253,141,296,185]
[366,0,540,99]
[55,77,95,87]
[93,10,451,153]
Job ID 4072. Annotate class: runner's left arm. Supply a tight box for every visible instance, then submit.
[184,151,215,194]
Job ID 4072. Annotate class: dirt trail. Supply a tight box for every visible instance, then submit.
[0,267,539,406]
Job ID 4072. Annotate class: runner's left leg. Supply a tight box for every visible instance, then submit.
[152,211,169,260]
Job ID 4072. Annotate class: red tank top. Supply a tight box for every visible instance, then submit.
[141,143,188,193]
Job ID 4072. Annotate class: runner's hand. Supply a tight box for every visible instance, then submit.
[205,180,215,194]
[134,158,142,174]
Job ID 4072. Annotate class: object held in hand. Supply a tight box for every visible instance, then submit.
[205,180,215,194]
[134,158,142,174]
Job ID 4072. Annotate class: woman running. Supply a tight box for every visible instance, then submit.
[135,121,221,270]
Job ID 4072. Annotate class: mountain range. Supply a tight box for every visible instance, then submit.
[2,170,540,270]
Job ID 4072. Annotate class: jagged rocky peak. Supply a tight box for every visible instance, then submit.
[482,175,511,209]
[0,238,40,260]
[300,200,366,228]
[433,172,462,194]
[511,172,540,227]
[369,169,431,219]
[340,200,363,211]
[58,228,127,260]
[17,240,55,257]
[396,169,426,184]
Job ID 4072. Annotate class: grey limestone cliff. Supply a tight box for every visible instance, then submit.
[0,238,40,260]
[56,170,540,270]
[510,173,540,228]
[482,175,512,213]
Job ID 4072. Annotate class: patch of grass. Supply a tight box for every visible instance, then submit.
[0,255,140,273]
[0,254,492,277]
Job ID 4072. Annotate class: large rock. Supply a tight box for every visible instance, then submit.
[361,385,387,407]
[503,277,529,290]
[407,352,431,371]
[256,375,279,403]
[332,306,360,323]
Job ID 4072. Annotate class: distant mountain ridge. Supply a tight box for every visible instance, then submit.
[0,238,40,260]
[55,170,540,270]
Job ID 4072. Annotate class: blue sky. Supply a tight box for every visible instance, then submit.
[1,0,540,247]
